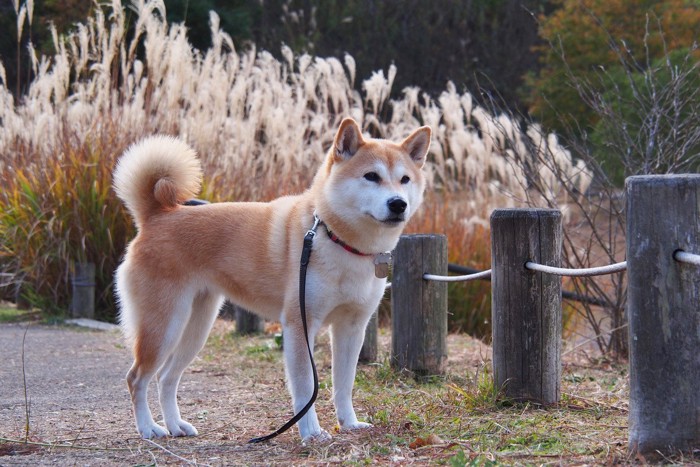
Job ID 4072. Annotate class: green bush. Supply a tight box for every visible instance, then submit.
[0,130,133,320]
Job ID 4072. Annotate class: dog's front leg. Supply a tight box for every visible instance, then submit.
[282,320,330,443]
[329,311,373,432]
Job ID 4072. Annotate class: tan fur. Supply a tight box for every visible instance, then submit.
[114,118,431,442]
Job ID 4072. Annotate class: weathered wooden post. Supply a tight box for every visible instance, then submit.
[490,209,562,404]
[13,273,30,310]
[359,312,378,363]
[391,234,448,376]
[219,301,263,334]
[71,262,95,319]
[218,300,237,320]
[626,174,700,456]
[235,306,264,335]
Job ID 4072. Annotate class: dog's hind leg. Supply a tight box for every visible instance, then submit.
[125,290,195,439]
[157,291,223,437]
[126,361,167,439]
[126,334,172,439]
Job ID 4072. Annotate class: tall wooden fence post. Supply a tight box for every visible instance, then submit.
[626,175,700,456]
[391,234,448,376]
[491,209,562,404]
[71,262,95,319]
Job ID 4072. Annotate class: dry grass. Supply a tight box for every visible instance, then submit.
[1,0,592,323]
[0,0,591,200]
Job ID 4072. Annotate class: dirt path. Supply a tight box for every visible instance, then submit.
[1,319,494,466]
[0,322,152,463]
[0,320,317,465]
[1,322,131,432]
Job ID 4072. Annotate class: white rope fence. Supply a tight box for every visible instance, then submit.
[674,250,700,266]
[390,178,700,456]
[422,261,628,282]
[524,260,628,277]
[421,249,700,282]
[420,250,700,283]
[423,269,492,282]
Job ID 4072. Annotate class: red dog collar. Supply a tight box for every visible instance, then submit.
[323,224,373,257]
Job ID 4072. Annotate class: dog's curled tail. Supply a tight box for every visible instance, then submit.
[113,135,202,229]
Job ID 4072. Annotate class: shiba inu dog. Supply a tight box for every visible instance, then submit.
[113,118,431,443]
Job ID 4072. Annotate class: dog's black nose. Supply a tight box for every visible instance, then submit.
[387,197,407,214]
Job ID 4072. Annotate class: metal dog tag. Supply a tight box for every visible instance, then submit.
[374,252,392,279]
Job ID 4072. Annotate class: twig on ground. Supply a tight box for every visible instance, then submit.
[22,324,30,443]
[562,393,628,413]
[0,437,132,452]
[143,438,210,466]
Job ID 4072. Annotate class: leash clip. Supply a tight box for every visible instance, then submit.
[305,212,321,239]
[301,212,321,268]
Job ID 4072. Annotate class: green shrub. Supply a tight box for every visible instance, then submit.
[0,129,133,320]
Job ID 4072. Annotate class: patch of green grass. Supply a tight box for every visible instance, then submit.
[244,343,272,355]
[448,449,499,467]
[0,306,40,323]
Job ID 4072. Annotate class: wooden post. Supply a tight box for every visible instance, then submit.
[235,306,264,335]
[14,273,30,310]
[71,262,95,319]
[218,300,237,320]
[359,312,378,363]
[219,301,264,334]
[391,234,448,376]
[626,175,700,456]
[490,209,562,404]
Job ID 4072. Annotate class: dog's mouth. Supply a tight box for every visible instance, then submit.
[366,212,406,226]
[380,214,405,225]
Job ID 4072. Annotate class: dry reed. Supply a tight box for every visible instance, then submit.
[0,0,590,200]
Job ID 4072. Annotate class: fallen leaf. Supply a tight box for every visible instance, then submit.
[409,434,444,449]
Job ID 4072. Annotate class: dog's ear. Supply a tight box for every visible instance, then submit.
[334,118,364,161]
[401,126,431,168]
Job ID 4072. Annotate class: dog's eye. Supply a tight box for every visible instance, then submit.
[401,175,411,184]
[364,172,381,183]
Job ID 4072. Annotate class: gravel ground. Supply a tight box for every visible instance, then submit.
[0,320,319,465]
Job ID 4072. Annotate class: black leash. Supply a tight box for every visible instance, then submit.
[248,214,321,443]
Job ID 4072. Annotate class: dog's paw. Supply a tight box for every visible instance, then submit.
[139,423,169,439]
[166,419,199,437]
[340,421,373,432]
[301,429,332,446]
